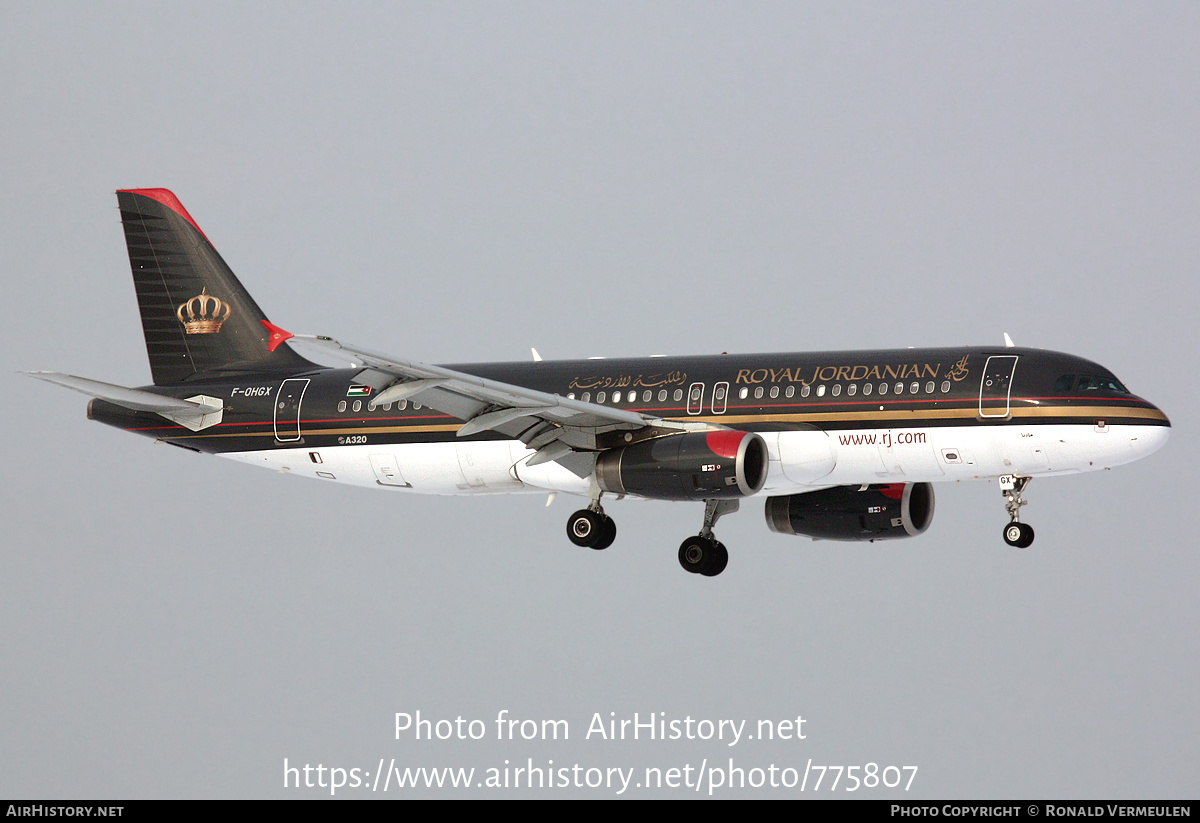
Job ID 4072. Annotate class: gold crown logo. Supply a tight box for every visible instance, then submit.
[176,288,232,334]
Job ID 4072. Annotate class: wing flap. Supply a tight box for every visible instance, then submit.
[456,405,552,438]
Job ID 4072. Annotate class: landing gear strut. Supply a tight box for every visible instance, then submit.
[678,499,737,577]
[999,475,1035,548]
[566,496,616,550]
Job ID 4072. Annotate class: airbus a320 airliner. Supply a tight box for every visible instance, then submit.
[28,189,1171,577]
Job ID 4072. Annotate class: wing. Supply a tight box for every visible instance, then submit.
[294,335,694,477]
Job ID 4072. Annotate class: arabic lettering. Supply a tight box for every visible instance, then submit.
[568,370,688,390]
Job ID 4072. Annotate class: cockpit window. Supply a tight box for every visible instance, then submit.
[1058,373,1129,394]
[1077,375,1129,394]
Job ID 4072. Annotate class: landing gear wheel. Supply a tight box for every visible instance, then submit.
[591,516,616,551]
[1003,522,1035,549]
[678,536,728,576]
[678,536,710,574]
[706,541,729,577]
[998,476,1034,548]
[567,509,604,548]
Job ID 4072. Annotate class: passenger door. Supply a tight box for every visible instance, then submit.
[979,356,1018,418]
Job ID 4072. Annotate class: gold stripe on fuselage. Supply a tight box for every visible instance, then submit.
[162,402,1166,442]
[699,404,1168,427]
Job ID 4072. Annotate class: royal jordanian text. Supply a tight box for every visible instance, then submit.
[735,355,970,386]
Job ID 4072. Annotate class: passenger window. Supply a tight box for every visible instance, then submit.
[673,389,683,402]
[352,400,362,412]
[658,390,667,402]
[831,384,841,396]
[895,382,904,394]
[399,399,408,410]
[581,392,590,403]
[643,390,652,403]
[847,384,857,396]
[924,381,933,393]
[613,391,622,403]
[337,400,347,413]
[863,383,873,396]
[801,385,811,398]
[754,386,764,399]
[785,385,795,398]
[770,386,779,399]
[879,383,888,394]
[567,393,575,400]
[739,387,749,400]
[597,391,606,403]
[941,381,950,393]
[817,385,826,397]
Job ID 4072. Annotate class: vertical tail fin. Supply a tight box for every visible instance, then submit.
[116,189,313,385]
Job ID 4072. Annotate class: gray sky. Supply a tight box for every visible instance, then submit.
[3,2,1197,798]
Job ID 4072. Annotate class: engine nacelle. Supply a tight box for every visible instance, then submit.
[764,483,935,541]
[596,430,768,501]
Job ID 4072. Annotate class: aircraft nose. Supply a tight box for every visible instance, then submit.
[1130,411,1170,457]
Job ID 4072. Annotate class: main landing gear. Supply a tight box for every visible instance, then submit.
[566,498,616,550]
[564,496,738,577]
[999,475,1035,548]
[678,500,738,577]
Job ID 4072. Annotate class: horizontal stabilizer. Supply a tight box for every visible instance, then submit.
[24,372,224,431]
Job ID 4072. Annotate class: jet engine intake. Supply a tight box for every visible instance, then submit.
[596,430,768,500]
[764,482,935,541]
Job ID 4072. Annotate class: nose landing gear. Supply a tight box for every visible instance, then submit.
[1004,521,1035,548]
[999,475,1035,548]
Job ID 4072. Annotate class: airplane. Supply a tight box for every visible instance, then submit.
[27,189,1171,577]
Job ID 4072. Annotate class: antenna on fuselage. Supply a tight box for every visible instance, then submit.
[1003,333,1015,348]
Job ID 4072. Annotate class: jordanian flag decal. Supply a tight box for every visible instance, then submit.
[346,385,372,397]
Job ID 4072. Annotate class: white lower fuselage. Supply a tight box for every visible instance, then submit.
[222,422,1168,499]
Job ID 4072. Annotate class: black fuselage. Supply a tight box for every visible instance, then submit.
[88,346,1168,453]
